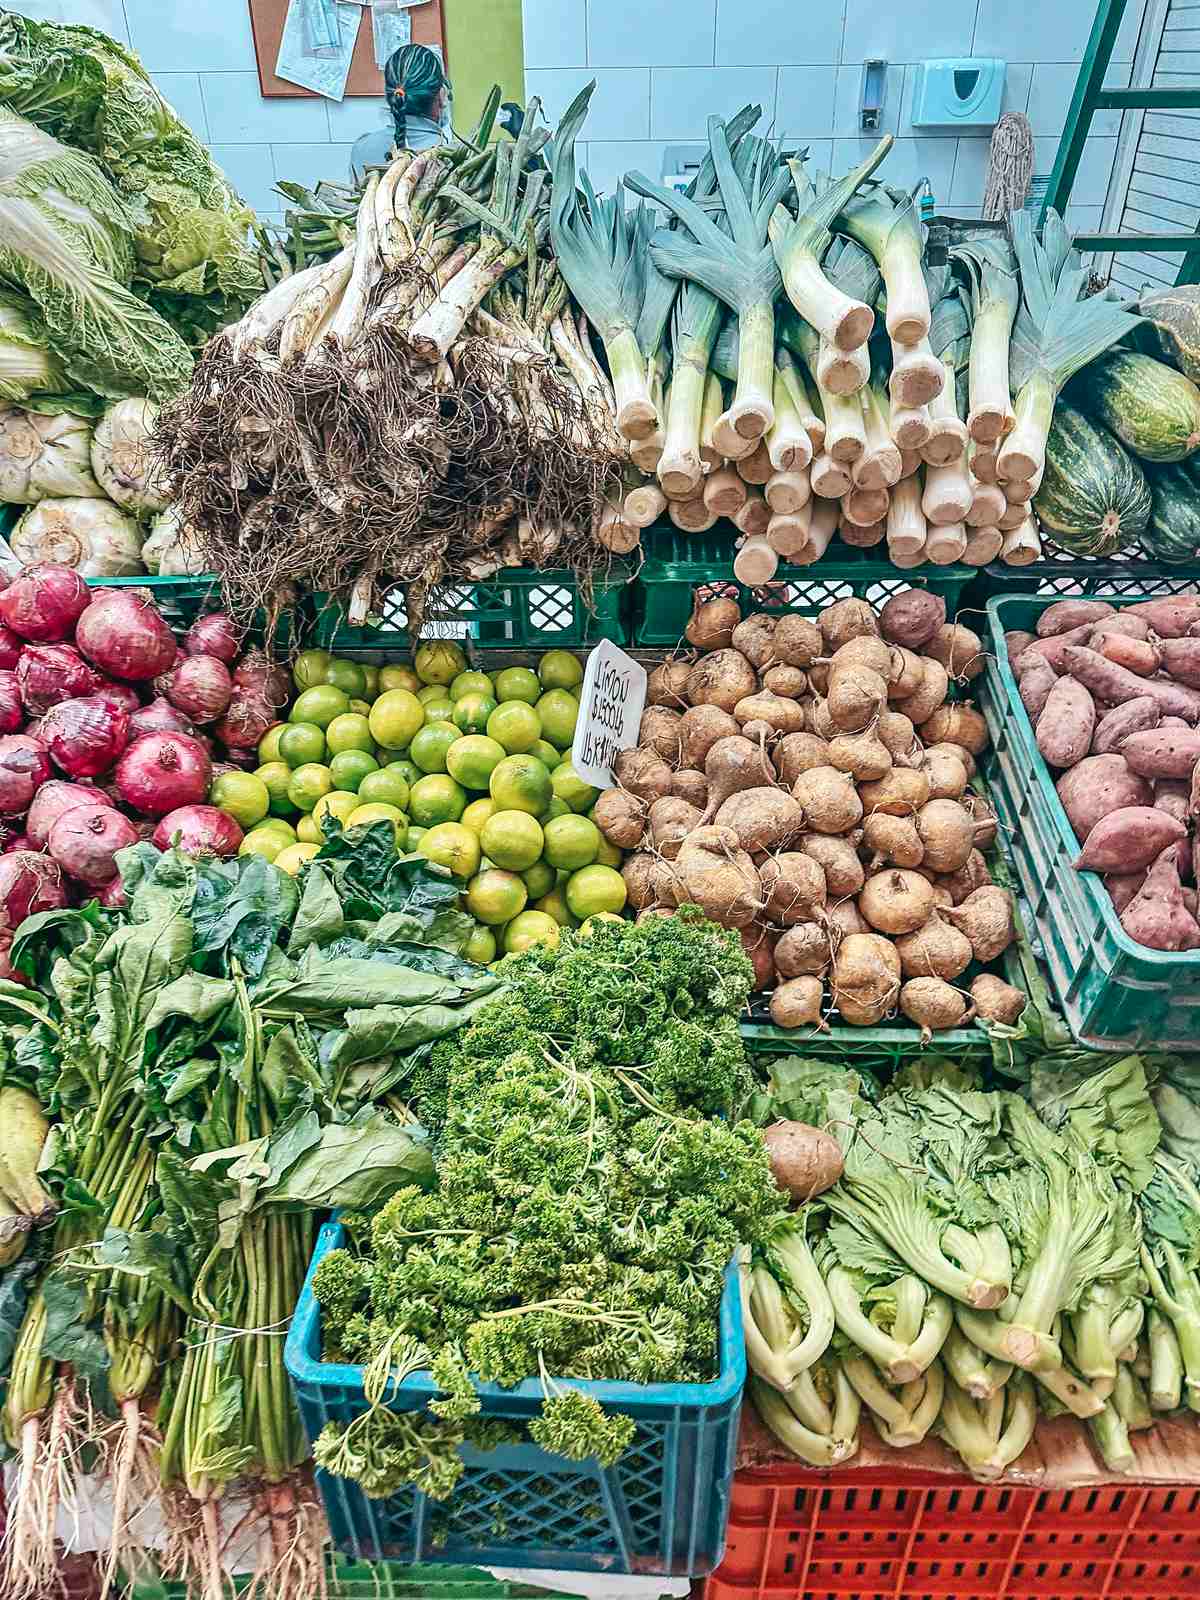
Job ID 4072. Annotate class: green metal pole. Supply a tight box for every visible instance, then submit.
[1040,0,1129,225]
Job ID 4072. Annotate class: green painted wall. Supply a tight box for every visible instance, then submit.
[446,0,524,137]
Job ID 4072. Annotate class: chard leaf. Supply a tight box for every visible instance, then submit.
[42,1269,108,1380]
[190,855,299,976]
[259,1108,434,1211]
[324,988,502,1069]
[287,865,344,956]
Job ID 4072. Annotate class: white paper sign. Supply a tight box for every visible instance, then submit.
[571,641,647,790]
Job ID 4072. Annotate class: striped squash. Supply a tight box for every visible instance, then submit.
[1146,459,1200,563]
[1082,350,1200,463]
[1033,405,1151,557]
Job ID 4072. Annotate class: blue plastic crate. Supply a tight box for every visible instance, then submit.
[285,1221,744,1578]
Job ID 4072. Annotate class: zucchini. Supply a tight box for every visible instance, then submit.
[1081,350,1200,463]
[1033,404,1151,556]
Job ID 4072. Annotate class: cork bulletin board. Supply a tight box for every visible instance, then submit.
[248,0,447,98]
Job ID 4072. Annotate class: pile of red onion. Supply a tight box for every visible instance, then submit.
[0,564,281,940]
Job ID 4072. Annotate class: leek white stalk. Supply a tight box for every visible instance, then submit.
[711,415,758,460]
[822,390,868,464]
[967,481,1006,527]
[899,449,922,479]
[703,464,748,517]
[767,353,814,472]
[658,284,721,498]
[889,337,944,409]
[890,404,931,452]
[596,498,641,553]
[998,498,1031,531]
[818,334,869,396]
[971,443,999,484]
[699,373,725,471]
[624,480,667,526]
[669,496,717,532]
[811,452,852,498]
[734,533,778,583]
[922,455,973,527]
[853,379,902,490]
[1002,464,1044,503]
[889,545,927,570]
[1001,517,1042,565]
[791,499,838,565]
[997,373,1055,485]
[887,475,927,560]
[925,522,967,564]
[839,514,886,548]
[954,236,1019,443]
[767,505,811,558]
[737,440,772,485]
[923,360,969,466]
[844,485,890,526]
[630,429,665,472]
[733,488,771,536]
[840,180,931,343]
[765,468,810,514]
[963,525,1003,565]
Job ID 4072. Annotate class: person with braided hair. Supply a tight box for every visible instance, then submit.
[351,43,449,178]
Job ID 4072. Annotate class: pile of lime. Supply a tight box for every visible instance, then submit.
[218,640,627,959]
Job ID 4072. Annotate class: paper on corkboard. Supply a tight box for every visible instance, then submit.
[248,0,445,98]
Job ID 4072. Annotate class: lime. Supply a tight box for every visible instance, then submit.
[594,834,623,868]
[520,859,556,899]
[452,693,498,735]
[275,842,320,875]
[209,770,269,829]
[481,810,544,872]
[361,664,380,698]
[313,790,360,829]
[288,763,334,813]
[451,670,493,700]
[422,822,481,879]
[487,701,542,754]
[464,925,497,964]
[379,664,419,693]
[410,720,459,775]
[494,666,541,705]
[446,734,506,791]
[490,753,552,815]
[325,712,375,756]
[239,822,294,862]
[461,798,498,836]
[325,658,368,698]
[419,699,453,726]
[257,724,287,765]
[415,640,468,685]
[409,774,467,827]
[503,910,561,954]
[529,739,561,770]
[566,863,627,919]
[369,689,425,750]
[357,766,411,810]
[293,648,331,691]
[330,749,379,792]
[256,760,298,817]
[348,699,372,717]
[466,868,528,926]
[407,826,426,848]
[347,802,408,847]
[296,813,322,845]
[580,912,624,935]
[539,649,584,690]
[388,757,421,787]
[279,722,326,769]
[543,814,600,871]
[551,762,597,813]
[291,684,351,729]
[540,796,571,823]
[536,689,579,748]
[534,887,577,929]
[417,684,447,706]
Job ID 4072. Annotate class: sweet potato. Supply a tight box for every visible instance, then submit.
[760,851,827,924]
[1056,754,1153,842]
[1097,633,1161,677]
[1105,871,1146,914]
[1036,677,1096,769]
[1120,727,1200,780]
[1037,598,1116,637]
[1019,660,1059,723]
[1092,697,1160,757]
[879,588,946,649]
[1124,596,1200,638]
[1088,614,1152,641]
[715,787,806,854]
[1005,629,1037,661]
[774,922,833,978]
[925,622,986,681]
[1063,645,1200,721]
[1015,621,1118,673]
[1159,637,1200,688]
[832,932,902,1025]
[799,832,865,897]
[686,649,759,712]
[1074,806,1187,873]
[1156,780,1191,827]
[1120,845,1200,950]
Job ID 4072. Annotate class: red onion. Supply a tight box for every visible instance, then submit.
[129,698,195,739]
[234,649,291,709]
[152,804,243,858]
[48,803,139,886]
[0,850,68,930]
[184,612,240,665]
[75,590,177,681]
[164,655,233,724]
[213,691,276,751]
[27,781,115,850]
[92,682,140,717]
[96,875,127,909]
[16,644,102,716]
[0,671,22,735]
[0,735,51,816]
[219,747,257,771]
[115,732,211,817]
[0,624,22,670]
[3,833,36,853]
[0,565,91,643]
[40,697,129,780]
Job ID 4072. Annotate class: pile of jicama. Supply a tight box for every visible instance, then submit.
[743,1050,1200,1481]
[592,585,1023,1032]
[1008,593,1200,952]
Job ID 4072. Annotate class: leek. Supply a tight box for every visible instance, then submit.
[658,284,721,496]
[734,489,771,537]
[953,235,1019,444]
[923,267,971,466]
[738,440,773,485]
[810,451,852,498]
[767,503,811,558]
[779,305,866,461]
[925,523,967,564]
[1001,208,1140,484]
[627,118,790,443]
[839,179,931,344]
[767,348,814,471]
[844,485,890,527]
[838,512,886,548]
[1001,517,1041,564]
[887,475,926,562]
[963,525,1003,565]
[769,137,892,350]
[853,372,901,490]
[549,84,658,440]
[703,463,747,517]
[766,467,810,514]
[795,497,838,564]
[733,533,778,583]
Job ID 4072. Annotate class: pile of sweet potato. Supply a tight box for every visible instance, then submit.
[1008,594,1200,952]
[594,588,1022,1034]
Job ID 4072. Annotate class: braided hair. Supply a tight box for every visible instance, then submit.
[384,43,447,150]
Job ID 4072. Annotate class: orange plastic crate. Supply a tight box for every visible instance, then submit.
[703,1467,1200,1600]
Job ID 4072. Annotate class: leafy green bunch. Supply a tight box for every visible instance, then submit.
[312,910,789,1499]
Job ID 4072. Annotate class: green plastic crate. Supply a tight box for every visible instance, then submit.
[976,553,1200,602]
[311,567,632,654]
[632,528,974,647]
[121,1556,578,1599]
[980,591,1200,1051]
[740,1017,992,1062]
